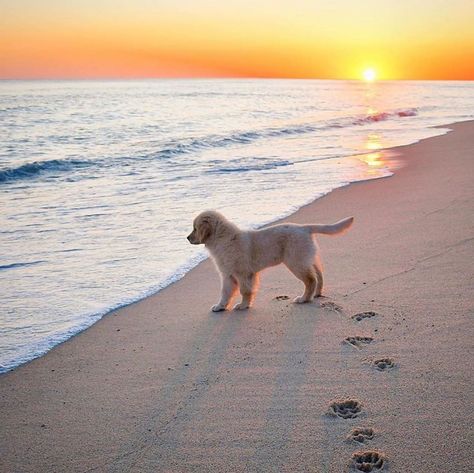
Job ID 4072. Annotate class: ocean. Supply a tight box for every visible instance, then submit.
[1,79,473,373]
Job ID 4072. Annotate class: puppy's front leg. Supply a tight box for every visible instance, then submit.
[211,274,238,312]
[234,273,258,310]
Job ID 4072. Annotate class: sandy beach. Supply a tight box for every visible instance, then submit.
[1,121,473,472]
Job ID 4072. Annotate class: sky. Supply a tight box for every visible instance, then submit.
[1,0,473,80]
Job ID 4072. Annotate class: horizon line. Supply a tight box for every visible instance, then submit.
[1,77,473,82]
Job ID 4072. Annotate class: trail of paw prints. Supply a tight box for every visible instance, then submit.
[347,427,374,444]
[274,295,290,301]
[349,450,387,472]
[373,357,395,371]
[328,399,362,419]
[351,311,378,322]
[344,336,374,349]
[335,303,392,470]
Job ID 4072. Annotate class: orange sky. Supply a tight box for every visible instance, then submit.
[1,0,473,80]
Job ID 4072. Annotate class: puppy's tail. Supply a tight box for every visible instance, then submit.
[304,216,354,235]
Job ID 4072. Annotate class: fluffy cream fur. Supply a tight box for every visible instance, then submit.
[187,210,354,311]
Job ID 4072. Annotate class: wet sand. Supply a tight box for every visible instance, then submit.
[1,121,473,472]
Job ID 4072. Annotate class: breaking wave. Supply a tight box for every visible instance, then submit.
[0,108,418,185]
[0,158,91,183]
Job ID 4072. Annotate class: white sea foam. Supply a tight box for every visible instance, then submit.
[1,79,473,373]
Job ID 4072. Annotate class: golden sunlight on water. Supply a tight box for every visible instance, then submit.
[358,133,402,175]
[360,134,386,173]
[364,151,383,167]
[366,133,382,151]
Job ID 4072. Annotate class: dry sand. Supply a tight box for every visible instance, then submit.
[1,121,473,472]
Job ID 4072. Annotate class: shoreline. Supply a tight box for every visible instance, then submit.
[0,121,455,374]
[1,120,473,472]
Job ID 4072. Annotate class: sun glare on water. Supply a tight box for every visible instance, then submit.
[363,68,377,82]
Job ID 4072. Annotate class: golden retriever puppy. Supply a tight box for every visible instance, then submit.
[187,210,353,311]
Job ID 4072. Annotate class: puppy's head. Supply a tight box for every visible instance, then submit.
[187,211,222,245]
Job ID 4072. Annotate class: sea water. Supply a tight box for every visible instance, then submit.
[1,79,473,372]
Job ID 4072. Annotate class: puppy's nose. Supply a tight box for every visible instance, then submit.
[187,235,192,242]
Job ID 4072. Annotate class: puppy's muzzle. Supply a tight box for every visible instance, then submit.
[187,233,198,245]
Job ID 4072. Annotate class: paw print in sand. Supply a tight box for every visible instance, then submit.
[328,399,362,419]
[373,357,395,371]
[347,427,374,444]
[351,311,378,322]
[349,450,387,472]
[344,336,374,348]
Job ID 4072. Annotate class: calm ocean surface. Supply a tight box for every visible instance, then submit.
[1,79,473,372]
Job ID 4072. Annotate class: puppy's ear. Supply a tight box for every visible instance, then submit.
[197,219,212,243]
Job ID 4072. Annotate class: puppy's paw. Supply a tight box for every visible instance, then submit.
[293,296,312,304]
[233,302,250,311]
[211,304,227,312]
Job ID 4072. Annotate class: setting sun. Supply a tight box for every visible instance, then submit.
[363,68,377,82]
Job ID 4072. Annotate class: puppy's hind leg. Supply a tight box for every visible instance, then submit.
[314,259,324,297]
[234,273,258,310]
[211,274,238,312]
[286,264,317,303]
